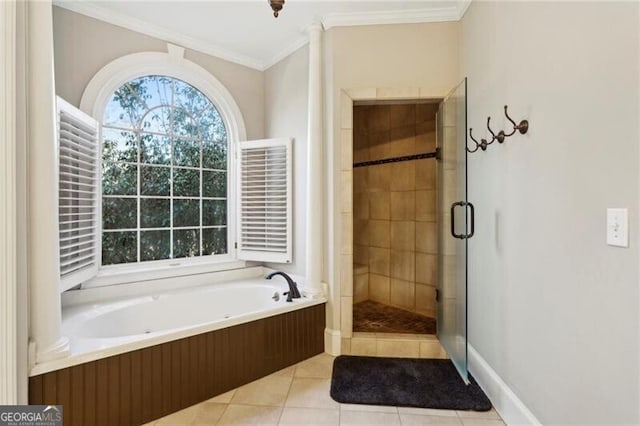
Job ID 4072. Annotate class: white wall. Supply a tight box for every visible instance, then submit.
[461,2,639,424]
[264,45,310,276]
[52,6,264,140]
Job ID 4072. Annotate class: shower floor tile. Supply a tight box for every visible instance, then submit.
[353,300,436,334]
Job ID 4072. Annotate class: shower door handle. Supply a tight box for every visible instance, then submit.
[450,201,465,239]
[467,202,475,239]
[450,201,475,239]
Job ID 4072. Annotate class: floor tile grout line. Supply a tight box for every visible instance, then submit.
[223,401,288,409]
[212,402,227,426]
[274,405,284,426]
[278,363,298,421]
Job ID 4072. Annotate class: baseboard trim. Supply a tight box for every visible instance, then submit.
[468,345,541,425]
[324,328,341,356]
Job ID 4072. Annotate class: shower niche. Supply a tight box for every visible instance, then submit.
[352,101,440,336]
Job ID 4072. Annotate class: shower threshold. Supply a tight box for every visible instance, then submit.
[353,300,436,335]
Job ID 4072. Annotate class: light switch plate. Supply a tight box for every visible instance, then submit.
[607,208,628,247]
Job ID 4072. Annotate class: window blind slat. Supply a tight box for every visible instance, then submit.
[59,180,95,189]
[241,246,289,252]
[60,162,97,176]
[59,189,96,196]
[59,131,98,154]
[61,249,95,265]
[60,117,98,139]
[59,233,95,243]
[59,219,96,227]
[243,194,287,200]
[59,197,96,203]
[59,155,97,170]
[58,212,94,218]
[60,142,97,158]
[61,259,97,276]
[241,220,287,224]
[59,208,94,215]
[59,171,96,183]
[60,240,94,252]
[59,223,96,234]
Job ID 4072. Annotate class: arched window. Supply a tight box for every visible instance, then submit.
[59,50,291,289]
[100,75,229,265]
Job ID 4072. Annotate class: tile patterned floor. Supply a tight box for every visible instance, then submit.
[148,353,505,426]
[353,300,437,335]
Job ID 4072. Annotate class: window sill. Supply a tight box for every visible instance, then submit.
[82,257,249,289]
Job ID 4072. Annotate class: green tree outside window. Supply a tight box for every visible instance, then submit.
[101,75,228,265]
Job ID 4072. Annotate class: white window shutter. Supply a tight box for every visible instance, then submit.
[237,138,292,263]
[56,97,100,291]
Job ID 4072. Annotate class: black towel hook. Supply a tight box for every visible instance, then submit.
[469,128,488,152]
[503,105,529,137]
[467,128,480,153]
[486,117,497,146]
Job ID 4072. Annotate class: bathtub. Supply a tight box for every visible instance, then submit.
[50,273,325,373]
[31,272,326,425]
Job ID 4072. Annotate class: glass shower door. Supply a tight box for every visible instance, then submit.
[436,78,471,384]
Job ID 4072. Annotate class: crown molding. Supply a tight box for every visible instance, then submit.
[457,0,472,19]
[321,6,462,30]
[53,0,266,71]
[263,35,310,71]
[54,1,472,72]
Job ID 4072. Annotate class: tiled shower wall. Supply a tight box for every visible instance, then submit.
[352,103,438,318]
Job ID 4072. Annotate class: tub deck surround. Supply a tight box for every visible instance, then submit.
[31,273,326,376]
[29,303,326,426]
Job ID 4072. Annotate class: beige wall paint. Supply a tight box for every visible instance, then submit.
[52,6,264,140]
[331,22,461,95]
[462,2,639,424]
[264,45,309,277]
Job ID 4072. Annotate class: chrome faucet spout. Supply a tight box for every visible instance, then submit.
[265,271,301,302]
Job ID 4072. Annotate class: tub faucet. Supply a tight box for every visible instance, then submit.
[265,271,301,302]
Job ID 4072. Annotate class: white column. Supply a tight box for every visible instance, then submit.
[27,0,69,364]
[0,0,18,404]
[305,22,325,298]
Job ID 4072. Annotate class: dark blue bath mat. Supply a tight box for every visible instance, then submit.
[330,355,492,411]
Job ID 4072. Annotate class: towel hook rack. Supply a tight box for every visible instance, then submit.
[467,105,530,154]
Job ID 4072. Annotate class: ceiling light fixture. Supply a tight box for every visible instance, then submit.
[268,0,285,18]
